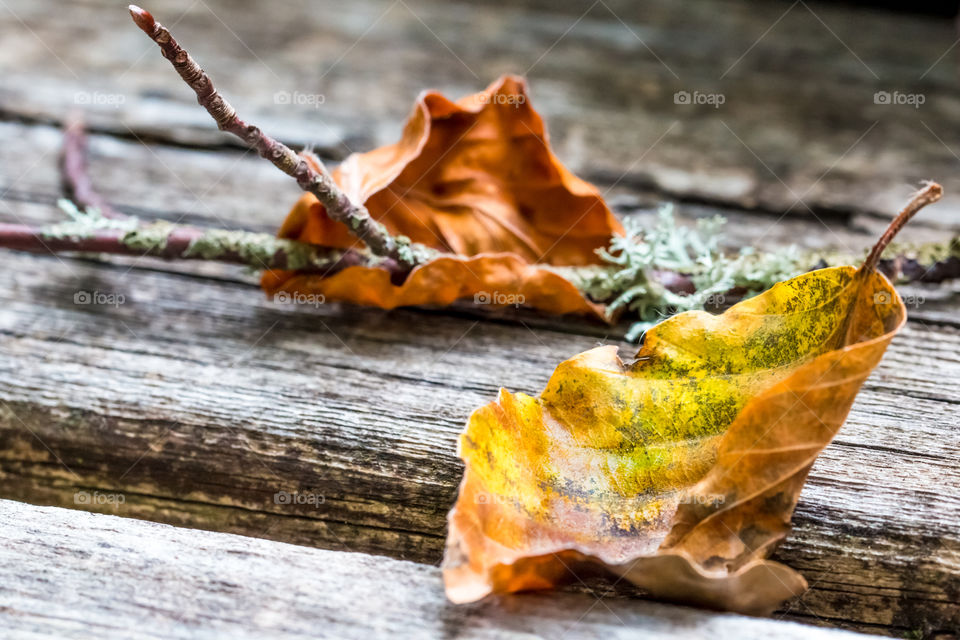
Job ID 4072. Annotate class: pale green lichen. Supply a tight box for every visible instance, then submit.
[46,199,327,271]
[48,197,954,341]
[183,229,321,270]
[394,235,415,266]
[122,220,177,252]
[576,205,808,341]
[393,234,436,266]
[42,199,139,239]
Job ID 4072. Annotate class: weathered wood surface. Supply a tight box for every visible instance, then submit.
[0,500,878,640]
[0,241,958,636]
[2,0,960,227]
[0,0,959,638]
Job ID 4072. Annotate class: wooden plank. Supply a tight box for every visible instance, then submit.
[0,110,958,637]
[0,0,958,635]
[0,499,877,640]
[1,0,960,227]
[0,245,957,635]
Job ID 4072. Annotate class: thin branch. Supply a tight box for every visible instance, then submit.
[643,249,960,299]
[60,115,127,220]
[127,4,432,273]
[0,215,954,299]
[0,220,398,278]
[51,115,396,277]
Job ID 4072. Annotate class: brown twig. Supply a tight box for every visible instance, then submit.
[0,220,396,277]
[60,115,127,219]
[127,4,431,273]
[52,113,391,276]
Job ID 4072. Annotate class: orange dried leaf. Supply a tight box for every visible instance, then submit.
[262,76,620,315]
[443,253,908,614]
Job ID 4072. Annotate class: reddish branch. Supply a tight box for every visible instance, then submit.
[60,116,126,220]
[0,215,953,289]
[54,114,397,277]
[2,111,957,294]
[0,223,201,257]
[127,5,429,272]
[0,220,396,277]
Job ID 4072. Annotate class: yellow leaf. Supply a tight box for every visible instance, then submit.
[443,185,942,614]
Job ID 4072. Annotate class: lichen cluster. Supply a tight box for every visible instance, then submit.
[575,205,809,341]
[182,228,320,271]
[44,200,333,272]
[43,199,139,238]
[41,201,956,344]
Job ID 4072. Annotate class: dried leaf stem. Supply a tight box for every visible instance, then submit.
[863,181,943,273]
[127,4,433,272]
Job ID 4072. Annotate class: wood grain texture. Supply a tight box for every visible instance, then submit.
[0,0,959,637]
[0,499,879,640]
[0,245,957,636]
[1,0,960,228]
